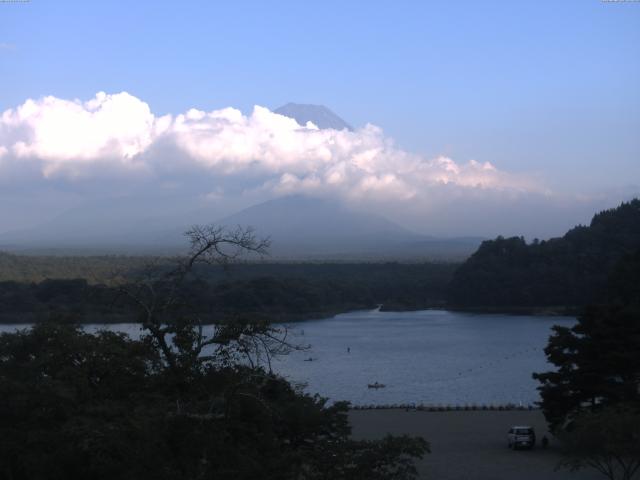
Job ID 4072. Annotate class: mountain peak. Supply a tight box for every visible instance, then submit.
[274,103,352,131]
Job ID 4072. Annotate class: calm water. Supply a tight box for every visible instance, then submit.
[0,309,574,406]
[271,309,574,406]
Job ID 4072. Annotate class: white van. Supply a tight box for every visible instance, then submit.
[507,426,536,450]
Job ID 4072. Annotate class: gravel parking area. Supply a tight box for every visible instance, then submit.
[349,409,602,480]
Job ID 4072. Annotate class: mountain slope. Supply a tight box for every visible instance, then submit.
[274,103,352,130]
[218,195,482,259]
[219,195,417,256]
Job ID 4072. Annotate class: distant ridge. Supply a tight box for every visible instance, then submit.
[274,103,353,130]
[0,192,483,260]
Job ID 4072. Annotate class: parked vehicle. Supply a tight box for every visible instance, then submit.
[507,426,536,449]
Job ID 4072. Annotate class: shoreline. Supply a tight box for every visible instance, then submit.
[446,305,580,317]
[350,403,539,412]
[0,304,579,325]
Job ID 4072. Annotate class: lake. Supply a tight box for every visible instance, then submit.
[0,309,573,406]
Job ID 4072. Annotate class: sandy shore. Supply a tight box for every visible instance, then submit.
[349,409,601,480]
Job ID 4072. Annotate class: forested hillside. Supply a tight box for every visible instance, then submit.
[0,252,152,284]
[449,199,640,309]
[0,262,456,323]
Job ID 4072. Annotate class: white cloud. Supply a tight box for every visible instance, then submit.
[0,91,541,201]
[0,92,163,177]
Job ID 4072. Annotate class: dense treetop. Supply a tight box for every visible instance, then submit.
[533,247,640,431]
[532,248,640,479]
[449,199,640,308]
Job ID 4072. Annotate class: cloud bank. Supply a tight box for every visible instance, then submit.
[0,91,539,203]
[8,91,626,240]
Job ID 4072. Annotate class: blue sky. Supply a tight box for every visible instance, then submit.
[3,1,639,188]
[0,1,639,238]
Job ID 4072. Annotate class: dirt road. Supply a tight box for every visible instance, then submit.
[349,409,602,480]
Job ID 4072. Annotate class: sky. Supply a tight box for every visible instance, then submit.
[0,0,639,241]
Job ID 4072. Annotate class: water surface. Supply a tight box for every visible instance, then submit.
[270,309,572,406]
[0,309,573,406]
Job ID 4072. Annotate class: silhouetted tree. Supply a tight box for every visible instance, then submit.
[534,249,640,480]
[557,405,640,480]
[533,249,640,431]
[0,224,429,480]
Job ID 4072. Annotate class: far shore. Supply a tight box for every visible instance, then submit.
[379,303,579,316]
[0,304,580,325]
[0,307,371,325]
[446,305,580,317]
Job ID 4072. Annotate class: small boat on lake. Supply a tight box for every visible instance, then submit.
[367,382,386,389]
